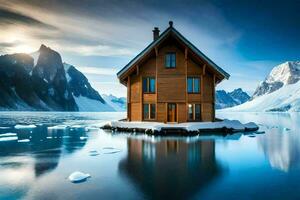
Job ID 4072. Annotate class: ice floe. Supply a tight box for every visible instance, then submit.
[89,150,100,156]
[18,139,30,143]
[14,124,37,129]
[0,136,18,142]
[0,133,17,137]
[68,171,91,183]
[102,147,122,154]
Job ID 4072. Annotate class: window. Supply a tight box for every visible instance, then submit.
[143,77,156,93]
[188,104,201,121]
[165,53,176,68]
[187,77,200,93]
[143,104,156,120]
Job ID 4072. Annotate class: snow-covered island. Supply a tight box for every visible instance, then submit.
[101,119,259,135]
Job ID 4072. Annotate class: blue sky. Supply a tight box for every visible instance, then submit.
[0,0,299,97]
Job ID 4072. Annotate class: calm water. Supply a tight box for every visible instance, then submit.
[0,111,300,200]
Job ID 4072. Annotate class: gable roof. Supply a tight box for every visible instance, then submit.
[117,24,230,80]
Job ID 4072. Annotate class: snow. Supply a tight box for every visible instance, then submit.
[63,63,72,82]
[107,119,258,132]
[253,61,300,98]
[223,80,300,112]
[31,51,40,66]
[74,95,114,112]
[266,61,300,85]
[102,94,126,111]
[68,171,91,183]
[14,124,37,129]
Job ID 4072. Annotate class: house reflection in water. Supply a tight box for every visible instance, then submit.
[119,137,222,199]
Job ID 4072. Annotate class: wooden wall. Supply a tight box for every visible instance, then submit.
[128,40,215,122]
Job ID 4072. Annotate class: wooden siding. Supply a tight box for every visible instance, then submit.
[130,102,141,121]
[130,74,140,103]
[127,40,216,122]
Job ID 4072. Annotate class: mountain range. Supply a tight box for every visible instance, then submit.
[0,44,114,111]
[224,61,300,112]
[215,88,250,109]
[1,45,297,112]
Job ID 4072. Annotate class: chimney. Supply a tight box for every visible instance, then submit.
[152,27,160,41]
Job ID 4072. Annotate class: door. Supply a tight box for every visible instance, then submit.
[167,103,177,122]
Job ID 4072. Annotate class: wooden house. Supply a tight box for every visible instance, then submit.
[117,21,230,123]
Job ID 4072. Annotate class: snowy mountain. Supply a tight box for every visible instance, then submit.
[215,88,250,109]
[102,94,126,111]
[223,61,300,112]
[253,61,300,98]
[0,44,114,112]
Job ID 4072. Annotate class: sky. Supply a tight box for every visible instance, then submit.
[0,0,299,97]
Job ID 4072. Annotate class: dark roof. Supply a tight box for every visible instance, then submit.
[117,25,230,80]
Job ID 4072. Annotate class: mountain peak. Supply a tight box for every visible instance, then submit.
[253,61,300,98]
[39,44,49,51]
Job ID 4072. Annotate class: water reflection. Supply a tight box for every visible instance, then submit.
[119,137,222,200]
[0,125,88,199]
[219,112,300,172]
[257,128,300,172]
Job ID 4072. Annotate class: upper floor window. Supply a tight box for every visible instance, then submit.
[143,77,156,93]
[165,53,176,68]
[187,77,200,93]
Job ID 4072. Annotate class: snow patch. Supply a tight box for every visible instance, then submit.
[74,95,114,112]
[63,63,72,82]
[102,94,126,111]
[31,51,40,66]
[107,119,259,132]
[223,80,300,112]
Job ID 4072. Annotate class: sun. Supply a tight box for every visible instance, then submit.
[12,44,37,54]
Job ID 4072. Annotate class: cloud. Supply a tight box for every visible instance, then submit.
[76,66,119,75]
[0,7,57,30]
[62,45,135,57]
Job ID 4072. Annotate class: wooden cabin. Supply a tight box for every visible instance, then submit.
[117,21,230,123]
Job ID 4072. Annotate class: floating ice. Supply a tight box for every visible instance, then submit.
[80,136,88,140]
[283,127,291,131]
[89,150,100,156]
[0,133,17,137]
[18,139,30,143]
[102,147,122,154]
[14,125,36,129]
[0,127,10,130]
[68,171,91,183]
[0,136,18,142]
[48,125,69,130]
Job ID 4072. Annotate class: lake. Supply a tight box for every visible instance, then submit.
[0,111,299,200]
